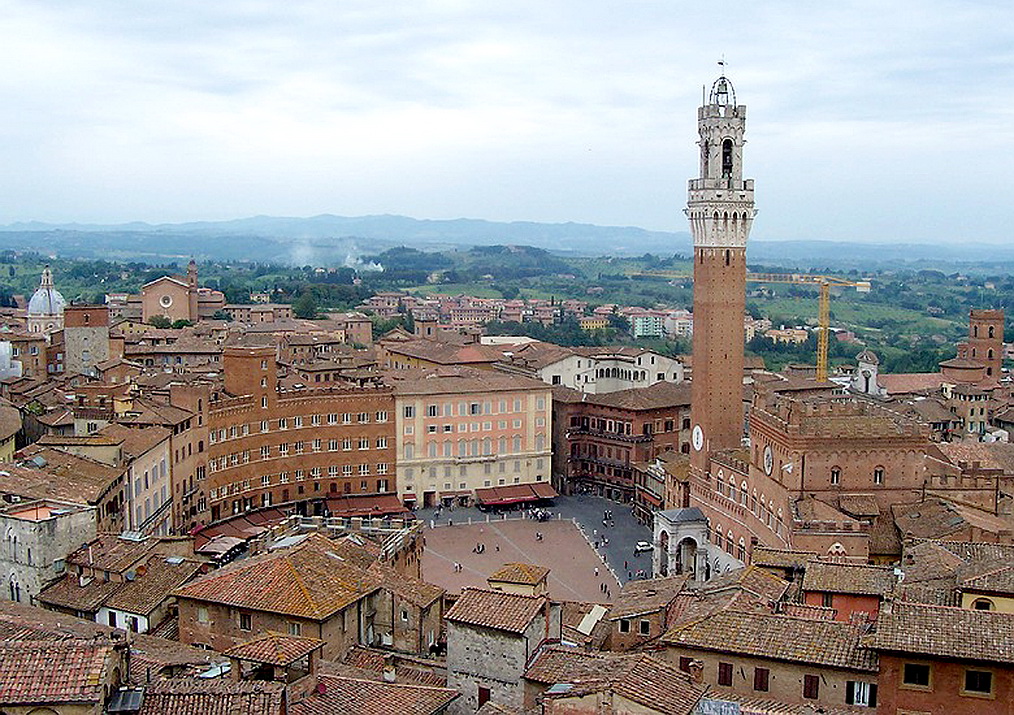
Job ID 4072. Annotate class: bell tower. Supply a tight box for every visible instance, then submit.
[687,72,755,475]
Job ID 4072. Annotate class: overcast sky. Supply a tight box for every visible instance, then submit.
[1,1,1012,243]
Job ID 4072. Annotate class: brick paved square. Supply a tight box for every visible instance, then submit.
[422,518,620,603]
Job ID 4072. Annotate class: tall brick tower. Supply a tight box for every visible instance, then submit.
[688,73,755,474]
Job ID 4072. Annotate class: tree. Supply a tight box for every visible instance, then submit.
[171,319,193,329]
[292,291,318,319]
[149,315,171,328]
[212,309,233,322]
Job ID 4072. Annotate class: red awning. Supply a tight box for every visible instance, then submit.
[325,493,412,518]
[475,483,558,506]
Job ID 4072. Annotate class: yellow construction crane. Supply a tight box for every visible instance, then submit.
[630,270,871,381]
[747,274,871,381]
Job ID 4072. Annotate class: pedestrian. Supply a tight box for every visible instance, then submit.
[495,544,500,552]
[624,560,628,570]
[594,567,599,577]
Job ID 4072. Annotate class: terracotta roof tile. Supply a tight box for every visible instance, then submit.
[174,534,379,620]
[802,561,897,597]
[527,646,706,715]
[36,573,124,613]
[445,588,547,634]
[137,679,285,715]
[663,610,878,672]
[292,674,458,715]
[0,640,112,704]
[868,601,1014,663]
[749,546,816,571]
[488,563,550,586]
[224,633,324,666]
[105,556,204,616]
[609,575,688,620]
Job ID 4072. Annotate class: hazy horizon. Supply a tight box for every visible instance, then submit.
[2,2,1012,245]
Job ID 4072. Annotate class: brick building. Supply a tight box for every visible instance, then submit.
[869,601,1014,714]
[175,533,441,660]
[660,610,880,709]
[553,382,692,503]
[205,347,396,522]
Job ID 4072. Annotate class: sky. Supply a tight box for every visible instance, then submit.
[1,1,1012,243]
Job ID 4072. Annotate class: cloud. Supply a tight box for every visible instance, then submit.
[0,0,1013,242]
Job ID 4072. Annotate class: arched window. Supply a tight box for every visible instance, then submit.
[830,466,841,486]
[739,481,748,506]
[974,325,979,337]
[722,139,733,177]
[988,348,994,360]
[737,538,746,561]
[989,326,995,338]
[728,476,736,500]
[873,466,885,485]
[973,598,995,611]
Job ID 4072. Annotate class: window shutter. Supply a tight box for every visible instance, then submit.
[845,681,854,705]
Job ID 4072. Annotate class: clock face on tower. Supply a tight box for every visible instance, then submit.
[692,425,704,452]
[763,445,773,476]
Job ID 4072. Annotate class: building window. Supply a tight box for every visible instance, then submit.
[902,663,931,689]
[753,667,769,692]
[873,466,884,485]
[239,612,252,631]
[822,592,834,608]
[678,657,693,673]
[964,669,993,696]
[973,598,994,611]
[638,620,650,635]
[830,467,841,486]
[197,607,209,623]
[803,674,819,699]
[846,681,877,707]
[718,662,733,687]
[618,619,630,633]
[288,621,301,636]
[404,405,415,418]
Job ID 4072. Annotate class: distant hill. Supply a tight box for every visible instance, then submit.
[1,214,1013,272]
[0,214,688,262]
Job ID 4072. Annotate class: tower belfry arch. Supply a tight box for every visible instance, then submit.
[686,71,756,476]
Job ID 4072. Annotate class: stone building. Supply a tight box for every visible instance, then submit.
[63,304,110,377]
[444,587,561,714]
[26,266,66,335]
[0,498,96,604]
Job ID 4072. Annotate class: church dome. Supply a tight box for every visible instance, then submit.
[27,266,67,316]
[856,349,879,366]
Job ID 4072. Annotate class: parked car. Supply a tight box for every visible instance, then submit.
[634,541,653,553]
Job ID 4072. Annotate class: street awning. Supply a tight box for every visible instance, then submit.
[325,493,412,518]
[475,482,558,506]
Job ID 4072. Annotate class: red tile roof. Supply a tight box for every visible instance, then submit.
[868,601,1014,663]
[174,534,379,620]
[0,640,112,705]
[664,610,878,672]
[292,674,458,715]
[137,679,285,715]
[445,588,548,634]
[224,633,324,666]
[488,563,550,586]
